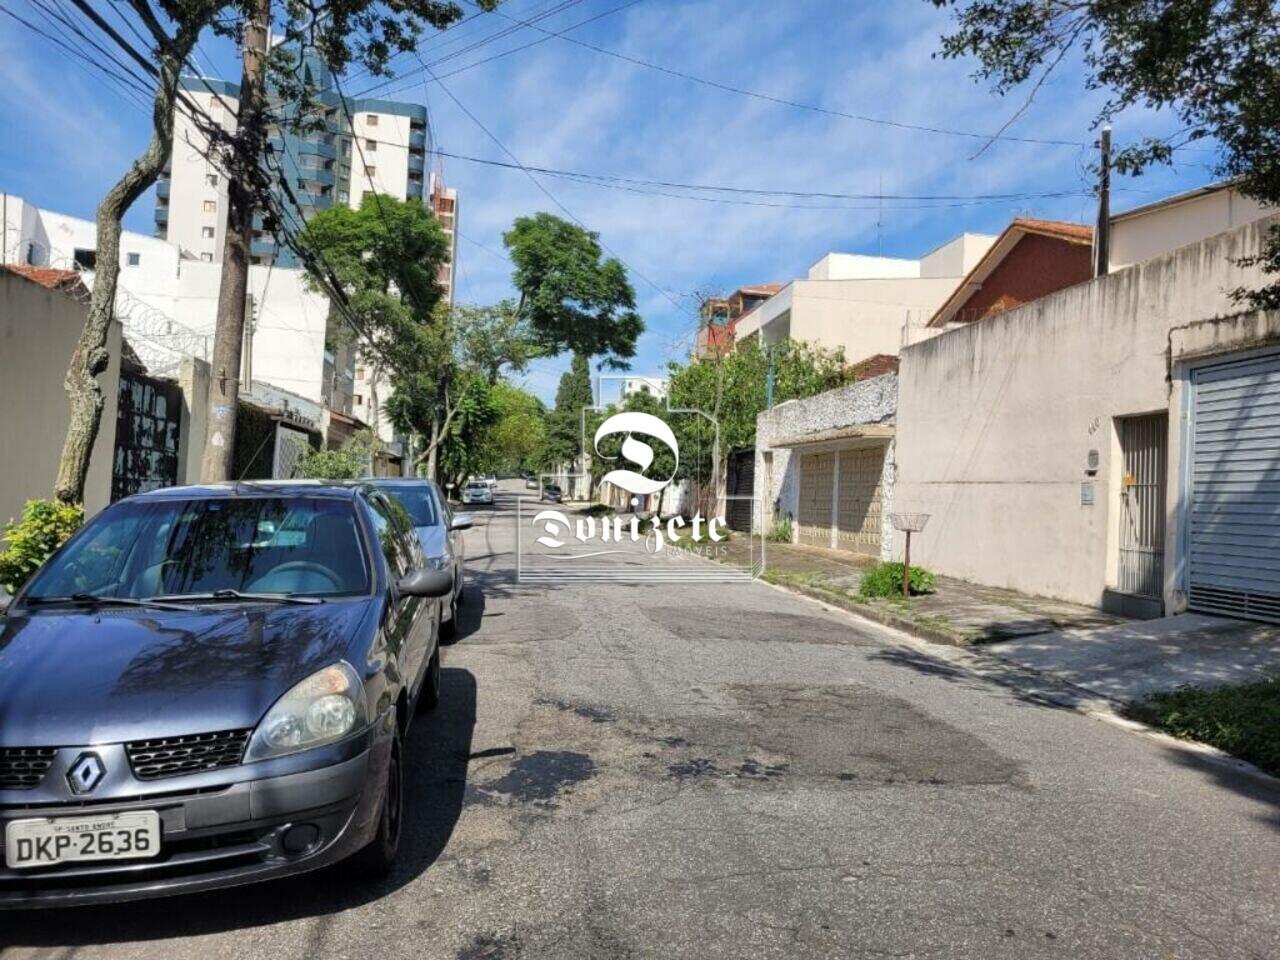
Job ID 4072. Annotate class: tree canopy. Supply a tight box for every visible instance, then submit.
[504,213,644,368]
[929,0,1280,306]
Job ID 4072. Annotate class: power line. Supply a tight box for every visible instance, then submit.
[419,52,692,323]
[428,149,1093,203]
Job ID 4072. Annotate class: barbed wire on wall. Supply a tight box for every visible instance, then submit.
[4,238,212,377]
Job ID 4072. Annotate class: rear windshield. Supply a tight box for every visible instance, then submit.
[24,497,371,600]
[380,485,439,526]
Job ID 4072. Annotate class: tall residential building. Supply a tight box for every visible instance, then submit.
[430,171,459,306]
[156,48,432,267]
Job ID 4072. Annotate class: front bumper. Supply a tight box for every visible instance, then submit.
[0,739,386,908]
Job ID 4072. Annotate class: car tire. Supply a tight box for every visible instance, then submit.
[417,648,441,712]
[440,588,460,644]
[352,728,403,878]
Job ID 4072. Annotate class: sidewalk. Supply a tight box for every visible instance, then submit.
[724,538,1122,646]
[726,538,1280,709]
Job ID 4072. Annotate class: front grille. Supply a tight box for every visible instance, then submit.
[125,729,251,781]
[0,748,58,789]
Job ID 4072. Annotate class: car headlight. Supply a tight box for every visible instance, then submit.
[245,662,367,762]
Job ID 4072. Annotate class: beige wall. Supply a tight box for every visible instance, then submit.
[0,274,121,524]
[893,215,1280,609]
[1110,185,1270,272]
[784,278,959,363]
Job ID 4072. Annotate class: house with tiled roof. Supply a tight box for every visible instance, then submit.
[926,219,1093,328]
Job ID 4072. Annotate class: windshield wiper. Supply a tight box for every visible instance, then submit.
[151,589,324,605]
[24,593,191,612]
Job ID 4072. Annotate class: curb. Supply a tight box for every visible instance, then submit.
[758,575,1280,790]
[771,580,971,647]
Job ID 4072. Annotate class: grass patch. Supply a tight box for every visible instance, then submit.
[858,562,936,598]
[1124,677,1280,776]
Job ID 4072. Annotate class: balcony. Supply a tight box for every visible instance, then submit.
[407,153,425,173]
[409,129,426,150]
[156,180,170,199]
[298,166,337,188]
[297,137,338,161]
[251,236,278,257]
[406,182,423,200]
[154,206,169,223]
[294,192,333,211]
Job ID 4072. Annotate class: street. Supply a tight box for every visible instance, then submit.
[2,481,1278,959]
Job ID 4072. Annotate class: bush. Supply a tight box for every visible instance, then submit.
[295,431,373,480]
[0,499,85,593]
[766,516,793,544]
[1125,679,1280,776]
[858,561,935,598]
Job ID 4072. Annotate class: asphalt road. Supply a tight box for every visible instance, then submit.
[3,481,1279,959]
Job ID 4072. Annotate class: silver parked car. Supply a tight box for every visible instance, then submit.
[368,479,473,640]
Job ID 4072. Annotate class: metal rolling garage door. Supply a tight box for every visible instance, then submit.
[797,452,834,548]
[835,446,884,556]
[1189,351,1280,622]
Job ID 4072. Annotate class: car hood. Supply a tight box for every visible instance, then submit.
[0,599,375,747]
[415,524,450,560]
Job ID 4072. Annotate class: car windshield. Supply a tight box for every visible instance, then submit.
[467,483,487,492]
[379,485,439,527]
[23,496,371,601]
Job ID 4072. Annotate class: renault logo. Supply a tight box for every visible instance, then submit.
[67,752,106,795]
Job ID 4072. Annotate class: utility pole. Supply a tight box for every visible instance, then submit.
[201,0,270,481]
[1093,125,1112,278]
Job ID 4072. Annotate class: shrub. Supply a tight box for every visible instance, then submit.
[295,431,373,480]
[0,499,85,593]
[1125,679,1280,777]
[858,561,935,598]
[766,516,793,543]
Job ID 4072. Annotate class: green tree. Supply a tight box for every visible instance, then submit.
[504,214,644,369]
[478,384,548,475]
[665,339,853,511]
[929,0,1280,307]
[52,0,493,505]
[542,352,595,470]
[294,431,375,480]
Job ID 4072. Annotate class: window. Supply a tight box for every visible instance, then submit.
[200,252,213,262]
[353,393,364,406]
[366,114,379,126]
[354,366,366,380]
[365,139,377,152]
[126,252,141,267]
[72,248,96,270]
[202,226,215,239]
[364,165,376,178]
[203,200,216,213]
[206,173,218,187]
[22,497,372,599]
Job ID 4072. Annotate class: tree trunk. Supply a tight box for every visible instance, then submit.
[200,0,270,482]
[54,42,190,504]
[425,411,441,481]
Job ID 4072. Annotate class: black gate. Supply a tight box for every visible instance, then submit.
[112,372,181,501]
[725,448,755,532]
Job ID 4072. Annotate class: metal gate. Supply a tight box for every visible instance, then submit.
[835,446,884,556]
[797,452,834,547]
[725,449,755,532]
[1188,351,1280,622]
[1116,414,1167,599]
[112,371,181,501]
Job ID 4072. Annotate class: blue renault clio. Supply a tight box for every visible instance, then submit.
[0,481,453,907]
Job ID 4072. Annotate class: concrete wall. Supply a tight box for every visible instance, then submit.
[785,278,960,363]
[894,214,1280,609]
[755,374,898,556]
[1111,185,1270,272]
[0,273,121,523]
[168,88,236,261]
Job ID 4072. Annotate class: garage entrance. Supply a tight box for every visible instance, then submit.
[797,452,834,547]
[1188,349,1280,623]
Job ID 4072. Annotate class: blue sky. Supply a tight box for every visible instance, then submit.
[0,0,1221,402]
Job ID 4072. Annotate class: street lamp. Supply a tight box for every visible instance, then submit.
[890,513,931,600]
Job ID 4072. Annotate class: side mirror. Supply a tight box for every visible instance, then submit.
[450,513,475,531]
[397,567,453,599]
